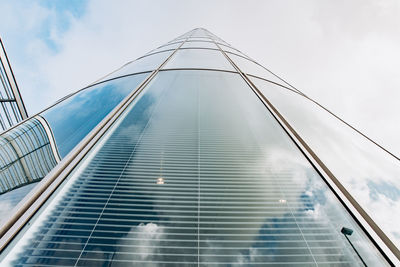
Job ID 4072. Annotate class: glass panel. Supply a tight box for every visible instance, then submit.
[190,31,210,38]
[0,182,38,220]
[168,38,185,44]
[163,49,235,71]
[250,76,400,251]
[220,44,249,58]
[146,42,181,55]
[1,71,387,266]
[228,53,292,87]
[186,37,212,42]
[181,41,217,49]
[0,116,60,218]
[101,51,172,81]
[0,74,148,217]
[42,74,148,158]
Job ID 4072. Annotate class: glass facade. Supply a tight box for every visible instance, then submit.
[0,28,397,266]
[0,116,59,194]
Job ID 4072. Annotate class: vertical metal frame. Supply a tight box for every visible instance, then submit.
[0,38,28,131]
[206,31,398,265]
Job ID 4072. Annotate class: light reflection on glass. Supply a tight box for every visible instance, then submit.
[250,75,400,251]
[0,74,148,220]
[1,71,387,266]
[0,116,59,219]
[42,73,148,158]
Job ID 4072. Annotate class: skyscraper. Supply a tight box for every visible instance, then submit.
[0,28,398,266]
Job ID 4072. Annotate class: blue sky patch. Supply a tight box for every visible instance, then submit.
[37,0,88,52]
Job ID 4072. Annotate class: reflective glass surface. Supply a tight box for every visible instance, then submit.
[101,51,172,81]
[250,76,400,251]
[219,44,249,58]
[0,116,60,217]
[0,182,37,220]
[42,73,148,158]
[148,42,182,55]
[2,71,387,266]
[0,74,148,218]
[181,41,217,49]
[228,54,290,88]
[163,49,235,71]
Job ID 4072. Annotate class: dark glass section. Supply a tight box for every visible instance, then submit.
[42,73,147,158]
[2,71,387,266]
[0,74,148,218]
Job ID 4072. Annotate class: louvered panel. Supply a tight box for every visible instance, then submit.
[4,71,381,266]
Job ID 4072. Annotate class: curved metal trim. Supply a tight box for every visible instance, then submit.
[34,115,61,163]
[0,38,28,120]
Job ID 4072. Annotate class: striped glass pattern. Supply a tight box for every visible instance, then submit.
[0,116,58,193]
[2,70,386,266]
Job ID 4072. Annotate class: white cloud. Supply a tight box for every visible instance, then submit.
[115,222,164,264]
[1,0,400,255]
[2,0,400,157]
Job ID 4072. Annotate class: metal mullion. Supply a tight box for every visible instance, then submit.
[0,92,13,127]
[0,38,28,119]
[84,69,239,90]
[17,123,44,179]
[0,34,193,252]
[204,32,399,163]
[249,74,400,162]
[210,37,398,265]
[0,110,6,130]
[142,47,251,64]
[135,49,175,60]
[204,29,301,93]
[0,69,150,139]
[0,64,17,123]
[23,121,56,172]
[36,115,61,162]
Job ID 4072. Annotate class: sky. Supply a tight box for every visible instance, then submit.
[0,0,399,156]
